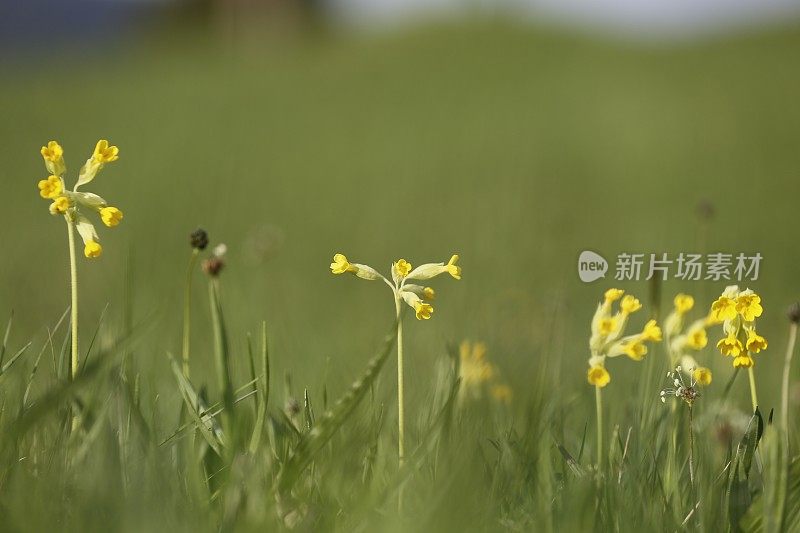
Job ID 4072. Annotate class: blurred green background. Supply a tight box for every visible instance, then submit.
[2,6,800,438]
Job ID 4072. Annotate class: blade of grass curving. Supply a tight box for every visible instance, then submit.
[208,280,236,451]
[276,326,397,494]
[80,303,109,374]
[248,321,270,454]
[167,353,224,456]
[0,311,13,368]
[0,342,31,376]
[727,408,764,530]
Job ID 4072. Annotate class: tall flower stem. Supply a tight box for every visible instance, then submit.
[395,296,405,468]
[181,249,199,379]
[781,322,798,451]
[595,386,603,471]
[66,217,79,380]
[687,404,695,489]
[747,365,759,412]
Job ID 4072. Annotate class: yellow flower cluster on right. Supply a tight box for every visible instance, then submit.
[587,288,662,387]
[708,285,766,368]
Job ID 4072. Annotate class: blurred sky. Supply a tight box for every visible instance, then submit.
[3,0,800,52]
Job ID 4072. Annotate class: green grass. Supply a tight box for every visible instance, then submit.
[1,18,800,531]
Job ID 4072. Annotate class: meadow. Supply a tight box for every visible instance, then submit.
[2,18,800,531]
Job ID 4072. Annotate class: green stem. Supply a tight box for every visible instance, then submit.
[781,323,798,452]
[747,365,759,413]
[66,217,78,381]
[209,279,235,450]
[395,297,405,468]
[182,249,199,379]
[595,385,603,471]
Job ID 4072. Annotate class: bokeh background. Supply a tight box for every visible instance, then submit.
[2,0,800,439]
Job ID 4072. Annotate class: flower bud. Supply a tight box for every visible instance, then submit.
[190,228,209,250]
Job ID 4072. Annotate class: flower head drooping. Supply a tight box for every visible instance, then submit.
[37,139,122,259]
[663,292,711,372]
[708,285,767,368]
[587,288,660,386]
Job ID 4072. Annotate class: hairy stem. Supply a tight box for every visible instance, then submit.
[395,297,405,468]
[747,365,759,413]
[595,386,603,471]
[66,217,78,381]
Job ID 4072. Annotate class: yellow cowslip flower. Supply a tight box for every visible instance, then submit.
[674,294,694,314]
[746,330,768,353]
[40,141,65,176]
[639,319,662,342]
[413,301,433,320]
[733,354,754,368]
[620,295,642,314]
[459,341,494,385]
[393,259,412,279]
[598,317,617,336]
[84,240,102,258]
[716,334,743,357]
[736,290,763,322]
[686,326,708,350]
[623,341,648,361]
[99,206,123,227]
[604,288,624,304]
[38,175,63,199]
[711,295,738,322]
[587,365,610,387]
[693,367,712,386]
[38,139,122,259]
[490,384,512,405]
[92,139,119,164]
[423,287,435,300]
[405,254,462,281]
[330,253,356,274]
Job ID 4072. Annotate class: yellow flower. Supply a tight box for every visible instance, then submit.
[423,287,435,300]
[49,196,70,215]
[733,354,754,368]
[99,206,123,227]
[92,139,119,164]
[736,291,763,322]
[686,327,708,350]
[674,294,694,314]
[446,255,461,280]
[604,288,624,304]
[587,365,610,387]
[623,341,648,361]
[459,341,494,385]
[40,141,65,176]
[84,241,102,258]
[413,301,433,320]
[693,367,712,386]
[490,384,512,405]
[394,259,412,278]
[330,253,357,274]
[710,296,738,322]
[717,334,743,357]
[38,175,62,199]
[746,330,768,353]
[620,295,642,314]
[639,319,662,342]
[598,317,617,336]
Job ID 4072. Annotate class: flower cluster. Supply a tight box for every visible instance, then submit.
[37,140,122,258]
[660,366,702,405]
[708,285,767,368]
[457,340,512,404]
[330,253,460,319]
[663,293,712,385]
[587,288,662,387]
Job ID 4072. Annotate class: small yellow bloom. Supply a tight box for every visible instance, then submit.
[736,292,763,322]
[598,317,617,336]
[674,294,695,314]
[490,384,512,404]
[746,330,768,353]
[38,175,62,199]
[620,295,642,314]
[693,367,712,386]
[686,327,708,350]
[733,354,754,368]
[84,240,102,258]
[99,206,123,227]
[587,365,611,387]
[49,196,70,215]
[40,141,65,176]
[394,259,412,278]
[330,253,356,274]
[92,139,119,164]
[623,341,648,361]
[640,319,662,342]
[604,288,624,303]
[711,296,738,322]
[459,341,494,384]
[423,287,435,300]
[716,334,743,357]
[413,301,433,320]
[446,255,461,280]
